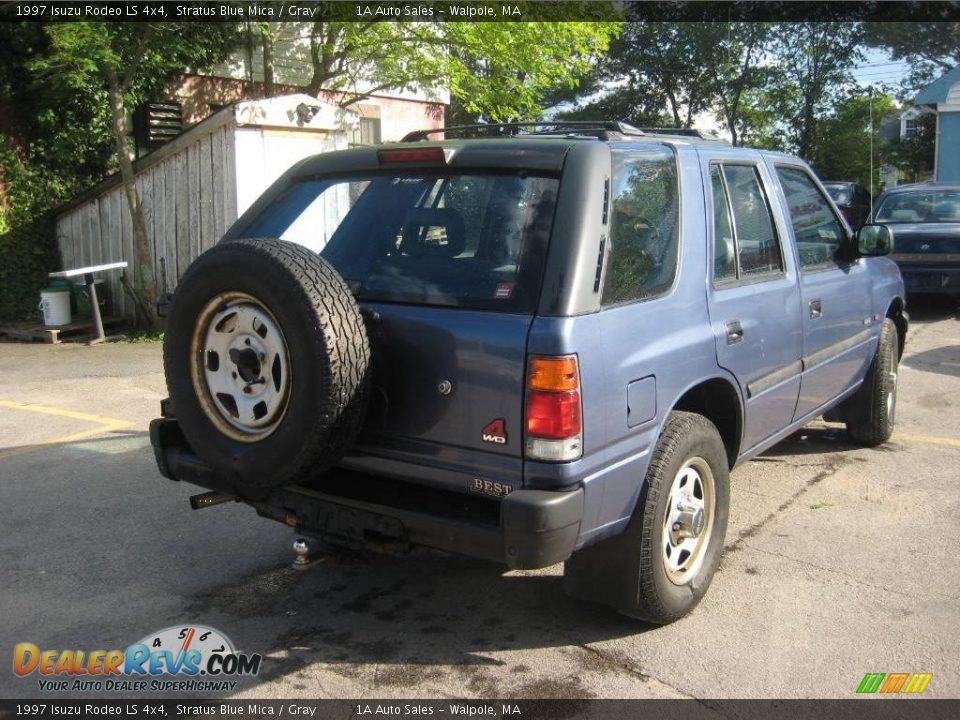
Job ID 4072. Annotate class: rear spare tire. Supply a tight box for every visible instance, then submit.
[164,238,369,494]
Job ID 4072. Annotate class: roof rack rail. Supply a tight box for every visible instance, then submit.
[401,121,646,143]
[637,127,727,142]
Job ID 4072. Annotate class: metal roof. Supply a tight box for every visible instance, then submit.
[914,65,960,105]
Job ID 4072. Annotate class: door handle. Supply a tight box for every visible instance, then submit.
[809,299,822,319]
[725,320,744,345]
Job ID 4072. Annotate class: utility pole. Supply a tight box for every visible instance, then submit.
[869,85,874,214]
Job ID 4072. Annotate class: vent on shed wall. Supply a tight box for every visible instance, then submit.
[133,101,183,156]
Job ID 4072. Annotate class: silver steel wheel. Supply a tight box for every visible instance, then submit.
[190,292,291,442]
[661,456,715,585]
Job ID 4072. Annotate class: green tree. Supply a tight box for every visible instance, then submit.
[554,22,780,143]
[555,89,672,127]
[769,23,864,159]
[298,21,619,123]
[601,22,720,128]
[708,23,778,146]
[888,112,937,183]
[553,22,720,130]
[442,22,619,124]
[32,22,241,328]
[0,22,114,318]
[806,89,897,192]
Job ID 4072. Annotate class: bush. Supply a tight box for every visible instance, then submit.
[0,141,63,320]
[0,218,58,321]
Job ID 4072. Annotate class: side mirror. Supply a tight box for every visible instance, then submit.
[856,224,893,257]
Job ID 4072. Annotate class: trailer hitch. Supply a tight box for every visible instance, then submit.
[189,491,236,510]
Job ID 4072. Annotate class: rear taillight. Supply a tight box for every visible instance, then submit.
[525,355,583,462]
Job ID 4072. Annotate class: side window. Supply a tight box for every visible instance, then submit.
[710,166,736,281]
[602,147,680,306]
[710,163,783,283]
[776,166,846,268]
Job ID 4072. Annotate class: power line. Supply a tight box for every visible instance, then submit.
[852,60,911,69]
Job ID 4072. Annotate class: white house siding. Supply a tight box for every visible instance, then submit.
[945,80,960,109]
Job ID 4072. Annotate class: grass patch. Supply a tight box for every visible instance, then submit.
[128,331,164,344]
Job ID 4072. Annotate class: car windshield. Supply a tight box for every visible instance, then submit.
[242,172,559,312]
[875,190,960,223]
[824,185,850,205]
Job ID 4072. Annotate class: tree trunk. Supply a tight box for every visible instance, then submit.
[798,99,817,159]
[260,26,275,96]
[105,67,158,329]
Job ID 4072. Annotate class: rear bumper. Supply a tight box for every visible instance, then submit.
[895,264,960,295]
[150,417,583,570]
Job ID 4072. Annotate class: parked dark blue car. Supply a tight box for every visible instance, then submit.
[153,123,907,624]
[874,182,960,296]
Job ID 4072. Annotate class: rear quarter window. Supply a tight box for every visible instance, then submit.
[602,146,680,306]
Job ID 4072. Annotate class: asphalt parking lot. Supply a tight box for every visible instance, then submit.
[1,296,959,700]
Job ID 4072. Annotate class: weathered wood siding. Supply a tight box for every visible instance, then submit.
[56,110,347,321]
[56,120,237,320]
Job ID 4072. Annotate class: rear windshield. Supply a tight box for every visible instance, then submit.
[875,190,960,223]
[823,185,850,205]
[243,172,559,312]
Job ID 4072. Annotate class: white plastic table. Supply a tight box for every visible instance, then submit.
[49,262,128,345]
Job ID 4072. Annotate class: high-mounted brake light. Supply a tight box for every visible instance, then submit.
[377,147,447,164]
[525,355,583,462]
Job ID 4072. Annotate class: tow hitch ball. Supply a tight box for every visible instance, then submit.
[292,536,320,570]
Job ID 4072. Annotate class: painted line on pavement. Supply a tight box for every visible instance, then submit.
[895,431,960,449]
[0,400,132,461]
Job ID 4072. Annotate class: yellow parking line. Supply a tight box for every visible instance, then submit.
[0,400,132,461]
[0,400,133,427]
[895,432,960,449]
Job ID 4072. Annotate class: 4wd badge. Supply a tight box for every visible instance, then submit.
[481,418,508,444]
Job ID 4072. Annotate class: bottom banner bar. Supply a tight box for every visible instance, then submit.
[2,699,960,720]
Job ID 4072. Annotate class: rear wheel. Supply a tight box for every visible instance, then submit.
[164,238,370,495]
[564,411,730,624]
[845,318,899,446]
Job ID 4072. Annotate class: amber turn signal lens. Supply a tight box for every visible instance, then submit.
[527,356,579,392]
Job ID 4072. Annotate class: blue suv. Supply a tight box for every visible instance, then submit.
[152,122,907,624]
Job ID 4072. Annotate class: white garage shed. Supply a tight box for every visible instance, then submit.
[55,95,358,321]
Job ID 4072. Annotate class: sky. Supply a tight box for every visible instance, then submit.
[851,48,911,90]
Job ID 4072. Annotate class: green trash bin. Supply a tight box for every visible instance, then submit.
[72,279,106,319]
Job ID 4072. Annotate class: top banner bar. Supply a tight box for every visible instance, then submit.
[2,1,960,23]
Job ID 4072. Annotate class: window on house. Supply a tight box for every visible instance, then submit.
[351,117,382,146]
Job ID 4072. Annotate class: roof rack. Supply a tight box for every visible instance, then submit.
[637,127,728,142]
[401,121,646,143]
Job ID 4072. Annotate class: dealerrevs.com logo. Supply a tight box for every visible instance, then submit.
[13,625,262,693]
